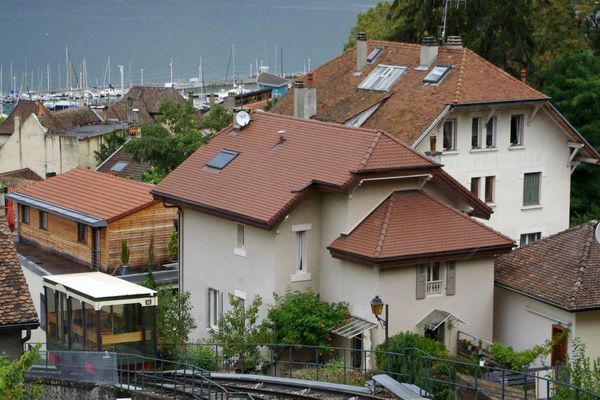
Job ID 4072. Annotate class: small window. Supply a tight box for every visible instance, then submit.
[485,117,496,148]
[511,114,524,146]
[234,223,245,257]
[295,230,306,272]
[206,149,238,169]
[442,119,456,151]
[77,223,87,244]
[485,176,495,203]
[111,161,129,172]
[523,172,541,206]
[423,65,451,84]
[470,177,480,197]
[471,117,482,149]
[21,206,30,224]
[426,262,443,296]
[39,211,48,230]
[358,64,407,91]
[208,288,221,329]
[520,232,541,247]
[367,46,384,63]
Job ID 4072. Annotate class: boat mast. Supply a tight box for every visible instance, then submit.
[170,58,173,84]
[232,44,235,87]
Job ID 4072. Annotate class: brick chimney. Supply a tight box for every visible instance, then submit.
[520,67,527,83]
[293,79,316,119]
[356,32,368,73]
[425,134,441,163]
[419,37,439,68]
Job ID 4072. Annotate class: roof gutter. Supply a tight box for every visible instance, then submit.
[0,321,40,331]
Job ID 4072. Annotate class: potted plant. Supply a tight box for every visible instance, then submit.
[118,239,131,275]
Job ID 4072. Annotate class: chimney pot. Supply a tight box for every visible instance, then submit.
[277,130,286,144]
[520,67,527,83]
[430,135,437,154]
[445,36,463,48]
[357,32,367,41]
[306,72,313,85]
[422,36,437,46]
[294,79,305,89]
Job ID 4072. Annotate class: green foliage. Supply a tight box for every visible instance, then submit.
[202,104,233,133]
[141,270,157,290]
[267,289,348,347]
[345,1,393,49]
[94,129,128,164]
[209,295,271,372]
[120,239,130,266]
[141,165,168,184]
[147,234,156,270]
[293,359,370,386]
[156,289,197,358]
[490,342,548,371]
[168,229,178,261]
[156,99,199,135]
[179,343,219,371]
[555,338,600,399]
[0,345,42,400]
[0,116,6,125]
[376,331,448,374]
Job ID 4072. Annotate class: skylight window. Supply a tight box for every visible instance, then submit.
[423,65,451,84]
[358,65,407,91]
[367,46,384,63]
[206,149,238,169]
[110,161,129,172]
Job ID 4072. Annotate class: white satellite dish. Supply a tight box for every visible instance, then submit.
[595,223,600,244]
[235,110,251,127]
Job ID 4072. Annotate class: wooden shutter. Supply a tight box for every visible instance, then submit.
[416,265,427,299]
[446,262,456,296]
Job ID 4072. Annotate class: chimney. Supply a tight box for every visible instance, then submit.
[276,130,286,146]
[356,32,368,73]
[224,92,236,112]
[126,97,134,124]
[425,134,441,163]
[520,67,527,83]
[293,79,317,119]
[419,37,439,68]
[445,36,463,49]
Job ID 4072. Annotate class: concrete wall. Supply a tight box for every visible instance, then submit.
[415,107,572,241]
[0,329,24,359]
[575,310,600,360]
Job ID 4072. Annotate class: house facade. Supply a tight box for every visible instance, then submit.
[494,222,600,364]
[272,36,600,243]
[7,168,176,273]
[153,112,513,353]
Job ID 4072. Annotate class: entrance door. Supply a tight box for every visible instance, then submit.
[551,324,568,366]
[425,322,446,345]
[351,335,363,369]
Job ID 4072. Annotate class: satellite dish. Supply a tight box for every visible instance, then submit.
[595,223,600,244]
[235,111,251,127]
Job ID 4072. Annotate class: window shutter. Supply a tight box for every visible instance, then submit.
[416,265,426,299]
[446,262,456,296]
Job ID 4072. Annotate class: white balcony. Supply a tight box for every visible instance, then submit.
[426,280,443,295]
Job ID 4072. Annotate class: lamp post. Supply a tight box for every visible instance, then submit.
[370,295,389,346]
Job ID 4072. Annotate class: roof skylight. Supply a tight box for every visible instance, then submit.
[358,65,407,91]
[111,161,129,172]
[206,149,238,169]
[423,65,451,84]
[367,46,384,63]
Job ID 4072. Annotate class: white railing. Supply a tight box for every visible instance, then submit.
[426,280,443,295]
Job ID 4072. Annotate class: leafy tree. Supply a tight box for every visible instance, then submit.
[94,129,128,164]
[209,295,271,372]
[555,338,600,398]
[267,289,348,347]
[156,289,196,356]
[575,1,600,51]
[202,104,233,133]
[345,1,393,49]
[0,345,42,400]
[156,99,199,135]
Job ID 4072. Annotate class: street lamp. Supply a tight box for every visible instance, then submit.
[370,295,389,346]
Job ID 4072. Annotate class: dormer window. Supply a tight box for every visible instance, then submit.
[206,149,238,169]
[423,65,451,84]
[358,65,407,91]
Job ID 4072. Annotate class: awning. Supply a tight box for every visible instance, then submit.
[332,316,377,339]
[416,309,466,331]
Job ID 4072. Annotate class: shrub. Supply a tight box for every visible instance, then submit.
[120,239,130,266]
[180,344,219,372]
[490,342,547,371]
[293,359,369,386]
[168,229,178,261]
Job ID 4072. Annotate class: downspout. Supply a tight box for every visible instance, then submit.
[178,208,184,292]
[21,328,31,345]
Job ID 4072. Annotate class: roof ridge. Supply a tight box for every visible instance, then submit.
[567,223,595,308]
[259,111,383,135]
[452,49,468,104]
[368,40,420,49]
[360,131,383,169]
[71,167,154,189]
[374,192,396,257]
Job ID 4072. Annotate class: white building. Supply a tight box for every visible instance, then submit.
[152,112,514,354]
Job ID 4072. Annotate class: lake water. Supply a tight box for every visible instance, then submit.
[0,0,377,90]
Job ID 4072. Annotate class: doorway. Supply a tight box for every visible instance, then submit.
[425,322,446,345]
[551,324,568,366]
[351,335,363,369]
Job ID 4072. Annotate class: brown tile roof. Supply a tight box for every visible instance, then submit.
[96,142,151,182]
[0,216,38,328]
[496,221,600,311]
[328,190,513,266]
[153,112,492,229]
[106,86,186,124]
[38,107,102,134]
[0,168,44,182]
[0,100,48,135]
[272,40,548,146]
[15,168,156,222]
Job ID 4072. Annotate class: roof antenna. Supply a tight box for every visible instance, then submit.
[438,0,467,44]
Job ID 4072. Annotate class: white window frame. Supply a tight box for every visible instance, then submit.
[208,288,222,330]
[510,114,525,146]
[485,116,497,148]
[234,223,246,257]
[471,117,482,149]
[442,119,457,152]
[519,232,541,247]
[291,224,312,282]
[426,262,444,296]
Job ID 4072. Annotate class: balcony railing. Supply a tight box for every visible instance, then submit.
[426,280,442,295]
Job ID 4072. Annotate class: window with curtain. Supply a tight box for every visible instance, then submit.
[471,117,482,149]
[295,231,306,271]
[523,172,541,206]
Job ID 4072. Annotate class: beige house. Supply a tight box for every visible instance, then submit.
[153,112,514,355]
[0,100,126,178]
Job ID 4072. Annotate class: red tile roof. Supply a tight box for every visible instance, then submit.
[328,190,513,266]
[16,168,156,222]
[272,41,548,145]
[496,221,600,311]
[96,142,151,182]
[153,112,492,229]
[0,100,47,135]
[0,216,38,327]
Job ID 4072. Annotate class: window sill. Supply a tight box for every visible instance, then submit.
[521,205,542,211]
[291,272,312,282]
[508,145,526,151]
[234,247,246,257]
[486,202,497,208]
[426,293,444,298]
[442,150,459,155]
[470,148,498,153]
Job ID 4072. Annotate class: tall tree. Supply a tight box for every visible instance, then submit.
[345,1,393,50]
[94,129,128,164]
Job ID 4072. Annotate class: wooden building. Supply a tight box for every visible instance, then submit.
[7,168,177,272]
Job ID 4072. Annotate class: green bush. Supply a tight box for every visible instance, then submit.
[490,342,547,371]
[168,229,178,261]
[293,359,369,386]
[180,344,219,371]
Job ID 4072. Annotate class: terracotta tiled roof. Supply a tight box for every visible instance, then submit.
[272,40,548,145]
[0,216,38,328]
[496,221,600,311]
[0,100,48,135]
[153,112,491,229]
[328,190,513,266]
[38,107,102,134]
[16,168,156,222]
[96,142,151,182]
